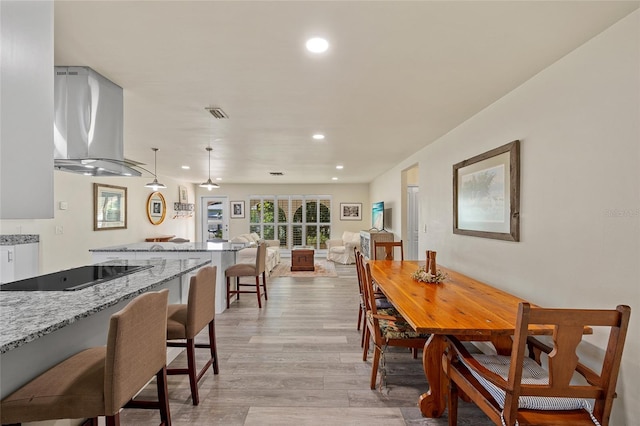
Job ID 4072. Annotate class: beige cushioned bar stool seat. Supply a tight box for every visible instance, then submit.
[225,242,268,308]
[166,265,219,406]
[1,289,171,426]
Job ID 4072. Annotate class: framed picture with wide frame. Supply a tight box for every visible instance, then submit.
[230,200,245,218]
[340,203,362,221]
[94,183,127,231]
[453,140,520,241]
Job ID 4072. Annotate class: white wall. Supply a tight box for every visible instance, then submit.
[370,170,403,239]
[370,11,639,424]
[0,171,197,274]
[0,179,368,273]
[195,183,370,241]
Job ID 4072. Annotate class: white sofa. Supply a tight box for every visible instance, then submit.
[326,231,361,264]
[230,233,281,275]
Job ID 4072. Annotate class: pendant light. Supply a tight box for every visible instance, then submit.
[144,148,167,190]
[199,147,219,190]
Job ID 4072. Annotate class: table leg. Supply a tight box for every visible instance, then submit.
[418,334,447,417]
[491,335,513,355]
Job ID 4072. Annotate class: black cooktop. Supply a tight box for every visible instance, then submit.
[0,264,152,291]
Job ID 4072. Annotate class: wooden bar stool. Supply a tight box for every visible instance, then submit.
[1,290,171,426]
[225,242,268,308]
[166,265,219,406]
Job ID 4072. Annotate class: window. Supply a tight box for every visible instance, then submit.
[250,196,331,249]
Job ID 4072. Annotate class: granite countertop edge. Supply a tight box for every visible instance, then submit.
[90,242,247,252]
[0,258,210,353]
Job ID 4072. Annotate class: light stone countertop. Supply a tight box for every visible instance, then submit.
[89,241,248,252]
[0,235,39,245]
[0,258,210,353]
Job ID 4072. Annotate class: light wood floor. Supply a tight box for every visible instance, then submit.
[122,263,492,425]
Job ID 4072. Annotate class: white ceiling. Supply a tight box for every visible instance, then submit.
[54,1,639,185]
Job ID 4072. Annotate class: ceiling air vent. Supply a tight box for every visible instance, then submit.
[269,172,284,176]
[205,107,228,119]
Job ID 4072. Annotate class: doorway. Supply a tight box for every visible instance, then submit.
[407,185,419,260]
[402,164,419,260]
[201,196,229,242]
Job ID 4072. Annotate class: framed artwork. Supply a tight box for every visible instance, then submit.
[340,202,362,221]
[231,200,245,218]
[146,192,167,225]
[94,183,127,231]
[453,140,520,241]
[178,185,188,203]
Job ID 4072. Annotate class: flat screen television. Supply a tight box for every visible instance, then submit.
[372,201,384,231]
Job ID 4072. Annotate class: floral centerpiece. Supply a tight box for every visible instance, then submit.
[411,266,448,284]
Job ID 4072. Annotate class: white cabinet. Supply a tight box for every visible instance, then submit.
[1,247,15,283]
[0,2,54,219]
[0,243,39,283]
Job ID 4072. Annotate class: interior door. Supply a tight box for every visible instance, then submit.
[407,185,419,260]
[201,196,229,242]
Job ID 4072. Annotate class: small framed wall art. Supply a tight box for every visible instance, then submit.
[147,191,167,225]
[231,200,245,218]
[340,203,362,221]
[94,183,127,231]
[178,185,188,203]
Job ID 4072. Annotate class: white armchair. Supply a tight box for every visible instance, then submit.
[326,231,361,264]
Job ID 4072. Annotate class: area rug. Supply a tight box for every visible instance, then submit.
[270,259,338,278]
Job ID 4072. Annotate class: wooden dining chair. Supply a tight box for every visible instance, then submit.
[355,249,395,346]
[374,240,404,260]
[354,248,367,344]
[442,302,631,426]
[226,242,268,308]
[1,290,171,426]
[167,265,219,406]
[361,257,429,389]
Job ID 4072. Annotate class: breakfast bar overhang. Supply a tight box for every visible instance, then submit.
[0,258,210,399]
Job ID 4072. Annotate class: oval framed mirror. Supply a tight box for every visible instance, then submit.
[146,192,167,225]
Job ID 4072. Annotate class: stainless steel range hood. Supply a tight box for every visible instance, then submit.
[54,66,141,177]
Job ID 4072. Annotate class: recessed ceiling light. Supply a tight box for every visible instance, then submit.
[216,177,222,181]
[332,177,338,181]
[181,165,190,170]
[312,134,325,140]
[336,165,344,170]
[306,37,329,53]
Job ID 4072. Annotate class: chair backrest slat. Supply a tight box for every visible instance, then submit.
[354,248,365,299]
[363,261,378,317]
[374,241,404,261]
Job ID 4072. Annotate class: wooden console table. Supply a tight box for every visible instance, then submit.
[145,235,175,242]
[291,247,315,271]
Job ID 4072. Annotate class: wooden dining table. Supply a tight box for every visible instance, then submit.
[369,260,550,418]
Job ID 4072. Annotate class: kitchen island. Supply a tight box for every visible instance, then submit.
[90,241,246,314]
[0,257,209,399]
